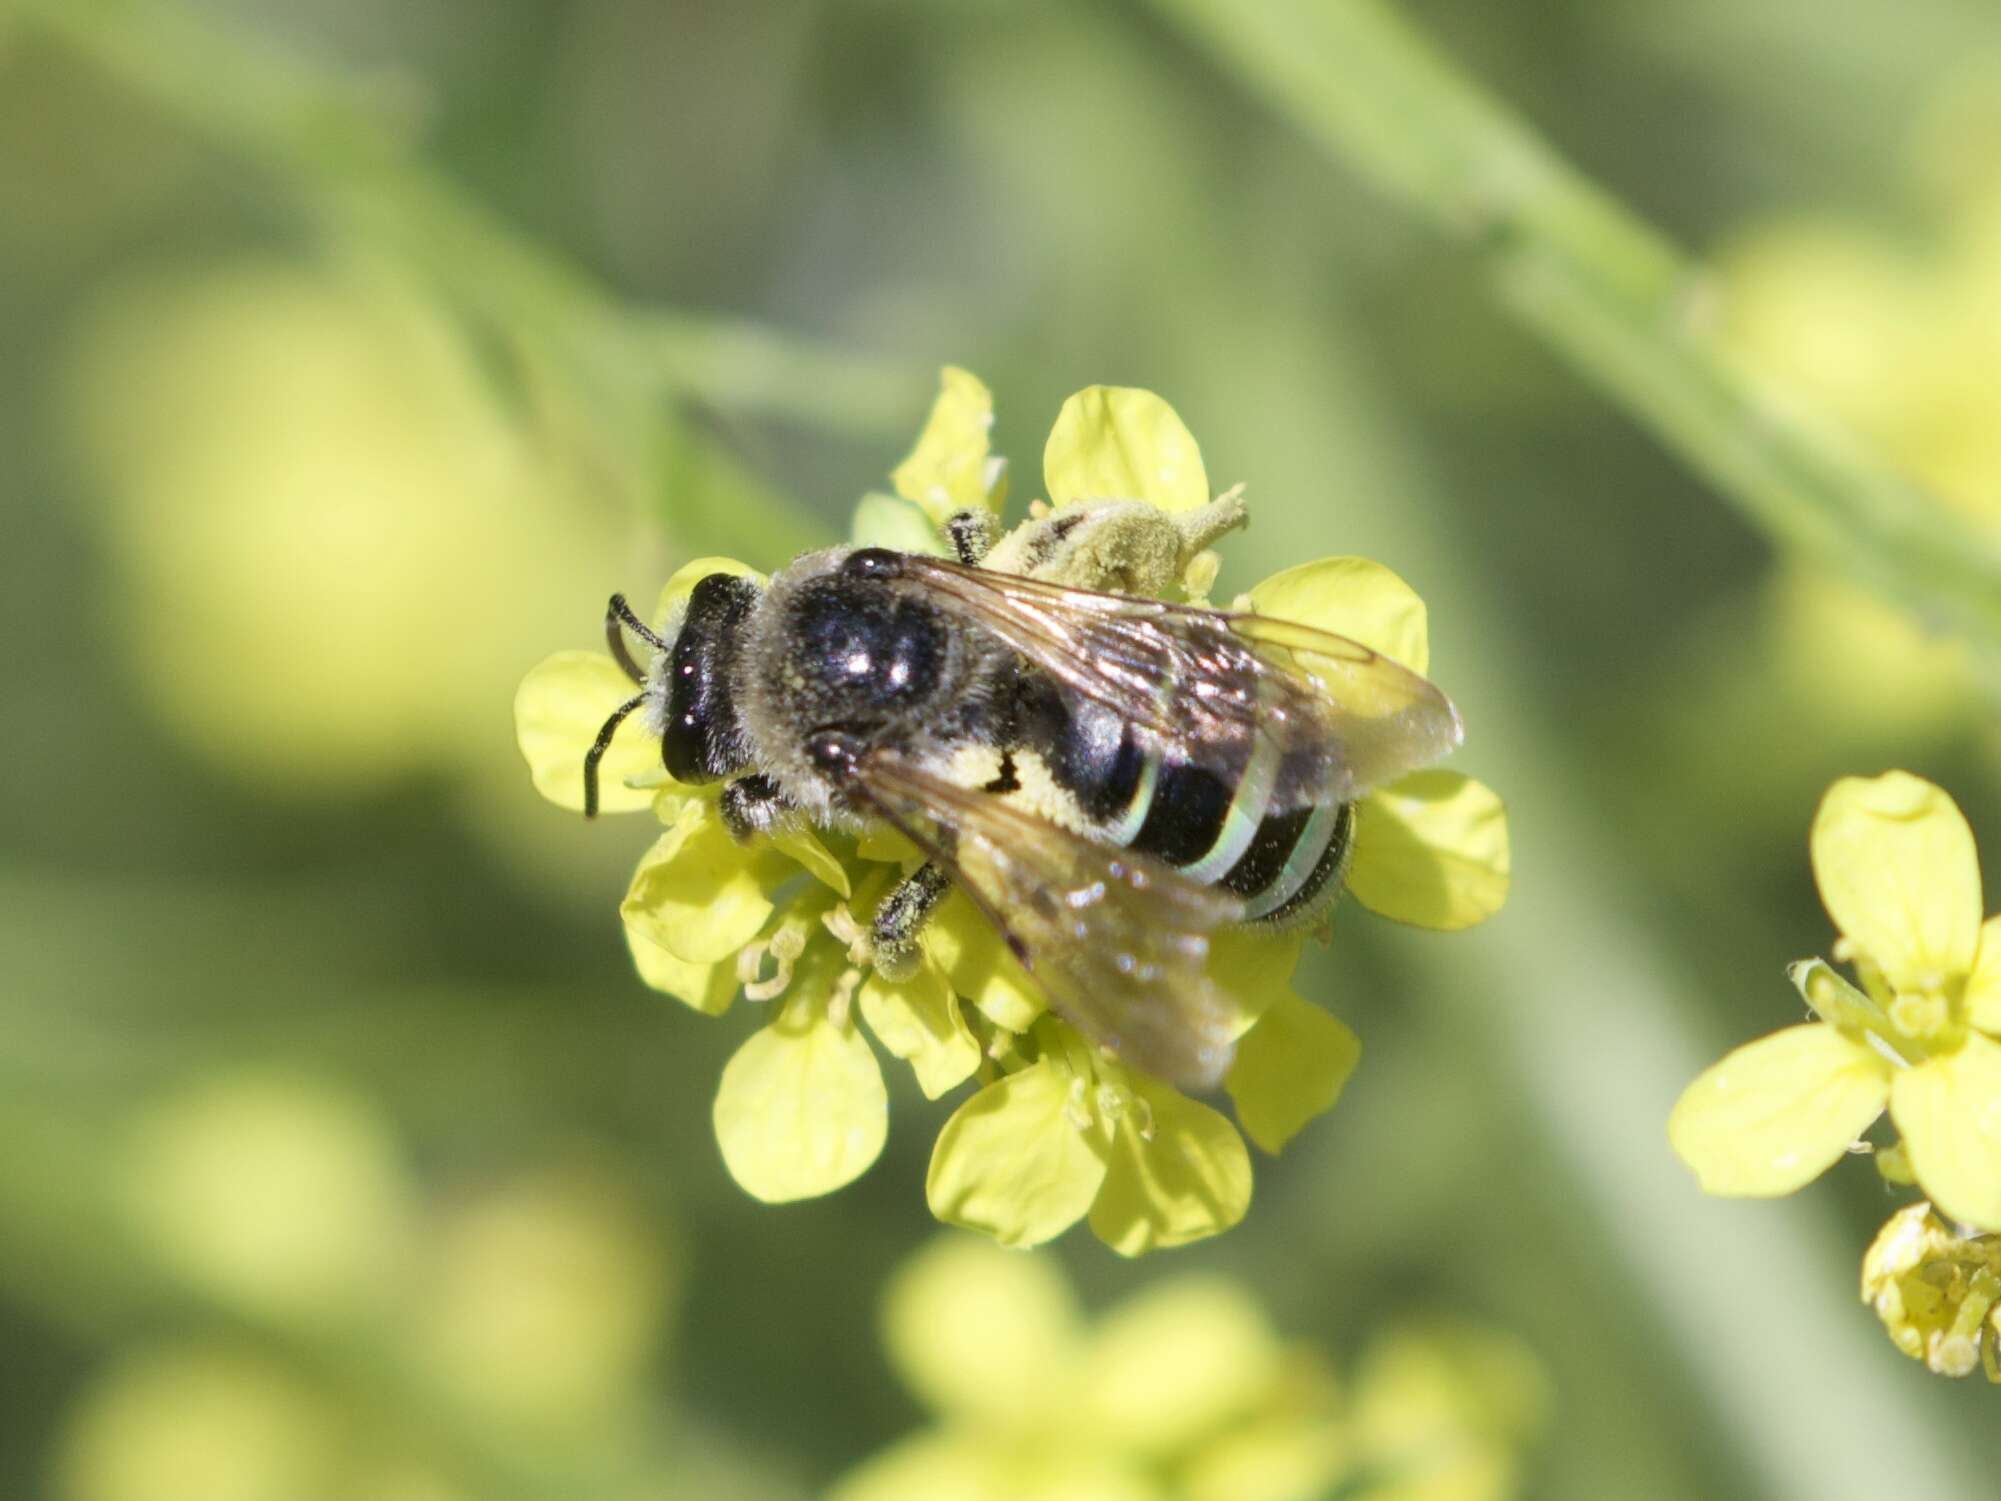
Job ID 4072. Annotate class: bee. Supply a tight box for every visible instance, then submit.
[584,503,1461,1091]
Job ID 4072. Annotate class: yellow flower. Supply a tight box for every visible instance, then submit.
[1861,1201,2001,1381]
[63,258,621,795]
[828,1234,1546,1501]
[1670,771,2001,1231]
[1715,87,2001,738]
[516,372,1509,1249]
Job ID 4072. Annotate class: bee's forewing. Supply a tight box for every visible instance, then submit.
[1227,614,1463,800]
[851,753,1244,1092]
[906,558,1461,810]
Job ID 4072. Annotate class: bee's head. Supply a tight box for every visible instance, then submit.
[653,572,761,784]
[583,573,759,818]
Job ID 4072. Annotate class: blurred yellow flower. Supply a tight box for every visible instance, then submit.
[516,373,1508,1250]
[1715,81,2001,737]
[828,1234,1546,1501]
[54,1343,347,1501]
[1671,772,2001,1231]
[73,1069,689,1498]
[1862,1201,2001,1381]
[120,1070,418,1320]
[416,1167,676,1436]
[62,258,624,795]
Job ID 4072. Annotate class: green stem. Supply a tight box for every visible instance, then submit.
[17,0,923,440]
[1150,0,2001,657]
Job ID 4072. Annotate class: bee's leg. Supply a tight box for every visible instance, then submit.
[943,509,998,567]
[870,862,951,980]
[718,773,791,842]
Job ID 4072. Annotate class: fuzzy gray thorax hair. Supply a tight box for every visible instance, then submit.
[733,546,1013,825]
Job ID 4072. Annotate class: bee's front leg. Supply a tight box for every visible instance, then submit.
[943,508,998,567]
[870,862,951,980]
[718,773,792,842]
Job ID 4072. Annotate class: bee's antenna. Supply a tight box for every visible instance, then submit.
[605,593,668,685]
[583,692,645,819]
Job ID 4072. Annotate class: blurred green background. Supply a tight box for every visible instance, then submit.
[5,1,2001,1497]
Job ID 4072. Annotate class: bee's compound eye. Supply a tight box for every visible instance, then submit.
[843,548,903,580]
[806,730,865,779]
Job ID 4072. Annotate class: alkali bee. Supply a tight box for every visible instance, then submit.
[582,500,1462,1092]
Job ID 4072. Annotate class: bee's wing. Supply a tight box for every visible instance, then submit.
[849,750,1245,1091]
[903,557,1461,810]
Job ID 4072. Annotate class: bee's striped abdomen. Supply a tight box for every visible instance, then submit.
[1028,690,1351,927]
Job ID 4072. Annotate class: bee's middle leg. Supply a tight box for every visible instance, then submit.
[871,861,950,980]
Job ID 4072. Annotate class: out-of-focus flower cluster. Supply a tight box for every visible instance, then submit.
[827,1234,1547,1501]
[62,257,627,797]
[1669,770,2001,1377]
[50,1069,700,1501]
[516,371,1510,1253]
[1715,68,2001,738]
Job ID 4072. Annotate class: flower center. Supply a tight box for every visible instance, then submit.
[1890,988,1952,1043]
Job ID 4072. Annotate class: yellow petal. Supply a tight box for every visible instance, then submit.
[619,800,785,964]
[852,492,952,555]
[1205,928,1305,1040]
[858,963,982,1099]
[1248,556,1429,675]
[1087,1076,1252,1256]
[713,985,887,1203]
[651,555,763,629]
[858,823,923,864]
[1181,1417,1349,1501]
[1966,916,2001,1036]
[829,1436,1159,1501]
[1667,1025,1890,1196]
[1225,992,1362,1154]
[880,1234,1081,1429]
[1043,386,1209,513]
[924,892,1046,1033]
[770,825,852,898]
[1811,772,1982,989]
[1081,1277,1282,1457]
[624,922,736,1016]
[926,1060,1109,1248]
[890,367,1003,525]
[1891,1033,2001,1232]
[512,652,657,814]
[824,1432,1010,1501]
[1351,1323,1549,1470]
[1347,772,1511,931]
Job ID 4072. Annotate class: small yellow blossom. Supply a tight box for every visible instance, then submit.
[828,1234,1546,1501]
[1861,1201,2001,1381]
[1715,82,2001,737]
[63,258,622,795]
[1670,771,2001,1231]
[516,373,1509,1249]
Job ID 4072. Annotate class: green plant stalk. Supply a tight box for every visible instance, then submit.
[16,0,924,443]
[1151,0,2001,658]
